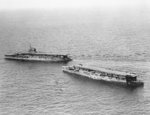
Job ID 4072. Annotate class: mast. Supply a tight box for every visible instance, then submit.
[28,43,37,53]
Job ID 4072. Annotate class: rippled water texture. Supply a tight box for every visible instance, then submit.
[0,4,150,115]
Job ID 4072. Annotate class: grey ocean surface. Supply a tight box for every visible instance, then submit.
[0,7,150,115]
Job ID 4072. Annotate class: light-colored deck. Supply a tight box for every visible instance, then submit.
[75,65,136,77]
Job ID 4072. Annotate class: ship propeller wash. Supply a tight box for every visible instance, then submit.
[62,64,144,87]
[5,46,72,62]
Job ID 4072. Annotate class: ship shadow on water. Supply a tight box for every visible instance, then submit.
[63,72,144,90]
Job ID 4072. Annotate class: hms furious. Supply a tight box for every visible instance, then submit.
[62,64,144,87]
[5,47,72,62]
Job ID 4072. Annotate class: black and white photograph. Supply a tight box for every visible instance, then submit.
[0,0,150,114]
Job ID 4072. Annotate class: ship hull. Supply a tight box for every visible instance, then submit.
[5,55,72,62]
[63,68,144,87]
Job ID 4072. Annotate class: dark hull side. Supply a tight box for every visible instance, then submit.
[5,55,72,62]
[127,81,144,87]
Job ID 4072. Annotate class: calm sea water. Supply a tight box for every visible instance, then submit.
[0,6,150,115]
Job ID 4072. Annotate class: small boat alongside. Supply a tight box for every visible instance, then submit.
[62,64,144,87]
[5,47,72,62]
